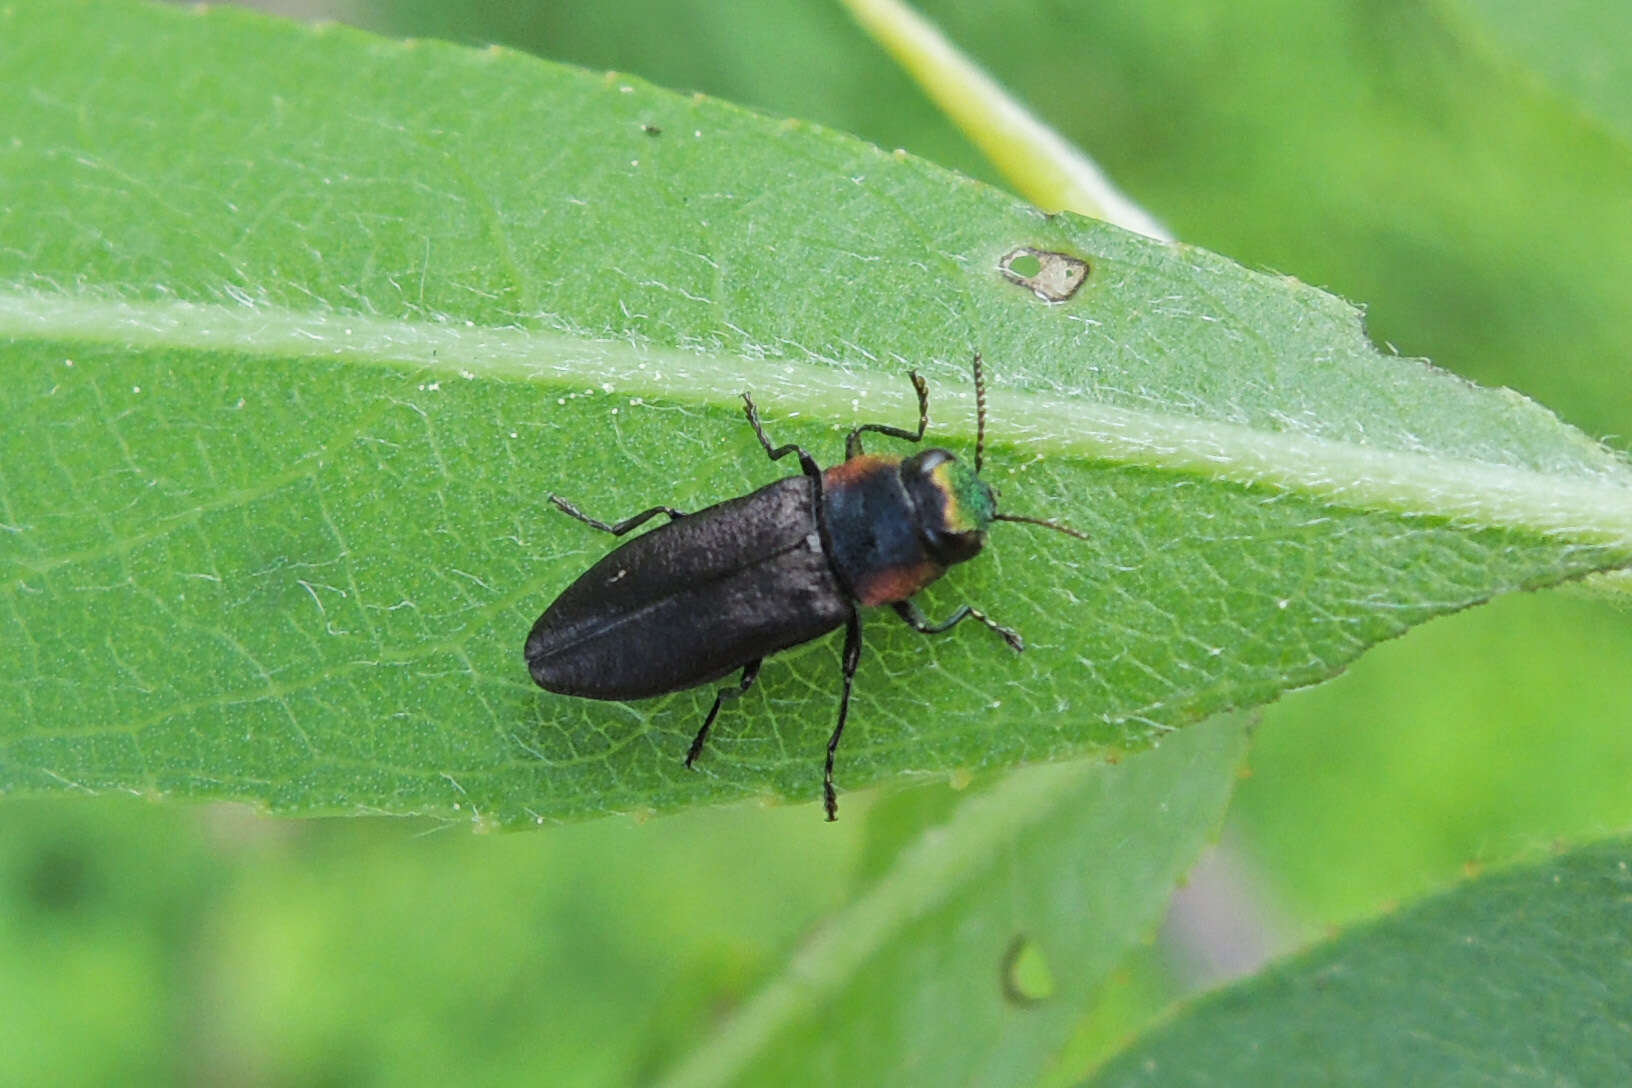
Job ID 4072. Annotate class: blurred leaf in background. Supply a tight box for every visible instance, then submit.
[1092,836,1632,1083]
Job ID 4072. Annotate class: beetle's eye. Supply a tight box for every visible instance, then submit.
[902,448,953,480]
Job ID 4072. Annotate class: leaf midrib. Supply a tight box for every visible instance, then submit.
[5,289,1631,551]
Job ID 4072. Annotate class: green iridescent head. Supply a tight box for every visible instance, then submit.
[901,448,996,566]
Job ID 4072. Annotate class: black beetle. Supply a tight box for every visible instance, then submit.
[525,355,1086,819]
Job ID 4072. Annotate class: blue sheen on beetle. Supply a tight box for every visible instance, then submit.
[524,356,1088,820]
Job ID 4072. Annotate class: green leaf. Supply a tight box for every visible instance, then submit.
[660,714,1250,1087]
[2,1,1629,823]
[1454,0,1632,143]
[1089,837,1632,1085]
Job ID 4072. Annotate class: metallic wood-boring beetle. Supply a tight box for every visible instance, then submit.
[524,356,1086,819]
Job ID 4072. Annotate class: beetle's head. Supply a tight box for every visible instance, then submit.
[901,448,995,567]
[899,354,1092,562]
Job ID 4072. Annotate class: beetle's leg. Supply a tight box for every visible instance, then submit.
[892,598,1024,653]
[549,494,686,535]
[824,608,864,821]
[742,392,824,482]
[685,659,762,768]
[845,371,930,458]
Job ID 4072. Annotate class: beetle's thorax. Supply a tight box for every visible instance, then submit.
[821,449,994,607]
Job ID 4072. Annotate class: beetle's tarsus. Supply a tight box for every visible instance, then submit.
[743,392,824,482]
[550,495,686,536]
[686,659,762,768]
[844,369,931,459]
[893,600,1023,652]
[822,609,863,821]
[970,608,1025,653]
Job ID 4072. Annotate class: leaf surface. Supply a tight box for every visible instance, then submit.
[2,1,1629,822]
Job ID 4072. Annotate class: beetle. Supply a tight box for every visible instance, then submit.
[524,355,1087,819]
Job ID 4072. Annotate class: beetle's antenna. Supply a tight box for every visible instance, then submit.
[994,512,1093,542]
[973,352,988,474]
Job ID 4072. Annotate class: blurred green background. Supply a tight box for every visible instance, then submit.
[6,0,1629,1082]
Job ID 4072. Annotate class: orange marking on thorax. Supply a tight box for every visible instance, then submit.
[822,453,900,488]
[855,559,943,607]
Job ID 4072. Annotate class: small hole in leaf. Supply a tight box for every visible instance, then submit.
[1000,247,1090,302]
[1000,933,1056,1007]
[1007,253,1042,278]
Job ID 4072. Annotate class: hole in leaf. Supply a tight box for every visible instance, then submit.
[1007,253,1042,278]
